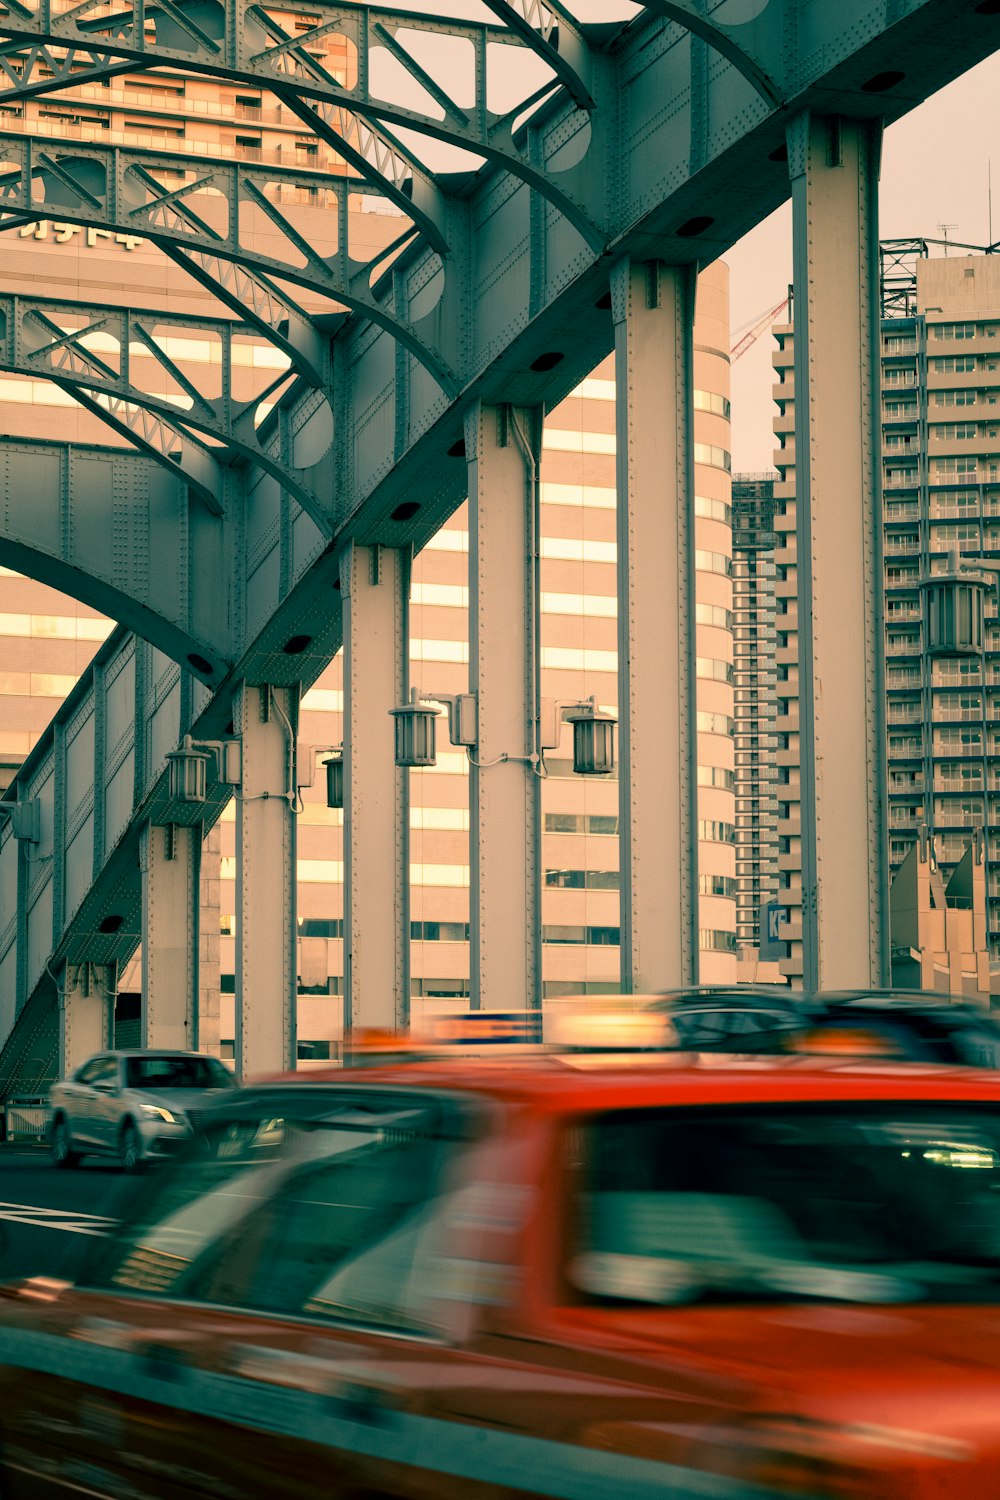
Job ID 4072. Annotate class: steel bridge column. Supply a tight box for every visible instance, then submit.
[234,683,298,1079]
[341,543,409,1034]
[58,962,114,1077]
[788,113,888,990]
[612,259,699,992]
[139,821,200,1052]
[466,402,542,1012]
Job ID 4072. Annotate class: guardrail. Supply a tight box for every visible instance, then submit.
[3,1096,48,1143]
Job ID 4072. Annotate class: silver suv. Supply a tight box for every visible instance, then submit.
[49,1049,238,1171]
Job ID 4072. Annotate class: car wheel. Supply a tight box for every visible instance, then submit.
[119,1121,144,1174]
[50,1117,78,1169]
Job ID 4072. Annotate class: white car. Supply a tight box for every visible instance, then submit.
[48,1049,238,1171]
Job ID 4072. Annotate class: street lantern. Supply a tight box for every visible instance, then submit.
[923,572,986,657]
[323,751,345,810]
[165,735,212,804]
[389,690,438,768]
[565,697,617,775]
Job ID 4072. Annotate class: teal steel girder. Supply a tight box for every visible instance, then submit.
[0,134,458,386]
[1,0,998,1095]
[0,290,336,516]
[0,437,232,672]
[0,1,603,243]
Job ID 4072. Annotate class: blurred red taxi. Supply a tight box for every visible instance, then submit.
[5,1053,1000,1497]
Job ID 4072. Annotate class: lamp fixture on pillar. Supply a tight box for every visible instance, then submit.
[388,689,478,769]
[296,744,347,809]
[390,689,439,768]
[166,735,241,805]
[0,797,41,842]
[540,695,617,776]
[564,697,617,776]
[920,552,991,658]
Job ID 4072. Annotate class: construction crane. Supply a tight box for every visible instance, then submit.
[730,296,789,361]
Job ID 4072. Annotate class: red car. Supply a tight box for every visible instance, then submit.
[3,1053,1000,1498]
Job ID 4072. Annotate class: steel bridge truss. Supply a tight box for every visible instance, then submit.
[0,0,605,241]
[0,0,997,1095]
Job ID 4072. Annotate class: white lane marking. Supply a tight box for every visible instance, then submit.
[0,1201,115,1235]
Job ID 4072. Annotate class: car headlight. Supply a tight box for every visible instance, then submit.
[139,1104,176,1124]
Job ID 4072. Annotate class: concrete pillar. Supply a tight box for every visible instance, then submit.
[199,823,223,1056]
[140,821,200,1052]
[58,962,114,1077]
[341,543,409,1033]
[788,113,888,989]
[466,401,542,1011]
[612,259,699,991]
[234,682,297,1079]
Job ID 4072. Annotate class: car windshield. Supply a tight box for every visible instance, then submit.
[79,1090,476,1337]
[125,1056,236,1090]
[570,1104,1000,1307]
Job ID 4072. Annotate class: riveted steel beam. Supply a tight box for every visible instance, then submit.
[0,133,457,388]
[0,436,233,673]
[0,290,334,519]
[49,378,224,513]
[479,0,593,110]
[639,0,785,109]
[0,3,604,246]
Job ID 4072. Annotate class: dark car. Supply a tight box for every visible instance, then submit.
[598,986,1000,1068]
[794,990,1000,1067]
[543,985,807,1054]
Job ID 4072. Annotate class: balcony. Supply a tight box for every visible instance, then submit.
[882,406,920,424]
[884,473,920,491]
[885,605,922,622]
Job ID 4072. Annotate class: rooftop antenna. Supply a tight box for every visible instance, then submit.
[989,161,993,247]
[938,222,958,255]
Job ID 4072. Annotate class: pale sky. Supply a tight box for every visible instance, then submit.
[725,49,1000,473]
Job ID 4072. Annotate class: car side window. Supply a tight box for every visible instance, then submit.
[95,1093,476,1338]
[955,1027,1000,1068]
[91,1057,120,1088]
[74,1057,109,1086]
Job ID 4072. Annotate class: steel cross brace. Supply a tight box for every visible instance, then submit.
[0,291,333,519]
[0,131,457,388]
[0,1,603,246]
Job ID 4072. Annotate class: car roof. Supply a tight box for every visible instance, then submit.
[245,1053,1000,1113]
[814,995,997,1024]
[101,1049,221,1059]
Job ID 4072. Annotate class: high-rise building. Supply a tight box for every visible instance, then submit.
[0,73,738,1053]
[773,242,1000,987]
[731,475,779,960]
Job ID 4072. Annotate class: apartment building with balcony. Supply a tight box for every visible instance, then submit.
[773,242,1000,986]
[731,475,780,961]
[0,61,740,1053]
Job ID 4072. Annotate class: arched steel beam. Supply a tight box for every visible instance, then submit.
[638,1,784,109]
[0,133,459,391]
[48,379,225,513]
[0,437,233,674]
[0,34,452,256]
[0,4,606,248]
[473,1,594,110]
[0,291,333,520]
